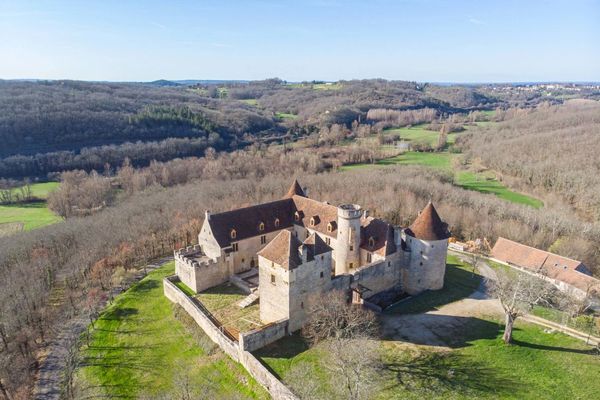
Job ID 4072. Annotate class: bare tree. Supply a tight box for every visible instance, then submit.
[488,269,555,344]
[303,290,379,344]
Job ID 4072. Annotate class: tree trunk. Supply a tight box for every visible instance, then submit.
[503,313,515,344]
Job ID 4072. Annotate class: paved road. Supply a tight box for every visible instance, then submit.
[34,257,173,400]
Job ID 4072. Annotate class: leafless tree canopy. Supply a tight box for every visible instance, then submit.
[487,269,556,344]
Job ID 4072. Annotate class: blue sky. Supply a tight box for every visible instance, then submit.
[1,0,599,82]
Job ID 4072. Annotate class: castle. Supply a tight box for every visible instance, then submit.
[175,180,449,332]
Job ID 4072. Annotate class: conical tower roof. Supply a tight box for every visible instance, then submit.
[284,179,307,198]
[406,202,450,241]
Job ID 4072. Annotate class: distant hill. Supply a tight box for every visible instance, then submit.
[148,79,181,87]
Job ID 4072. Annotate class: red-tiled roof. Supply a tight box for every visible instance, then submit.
[258,231,332,270]
[291,195,338,238]
[406,202,449,241]
[491,237,599,295]
[361,217,397,256]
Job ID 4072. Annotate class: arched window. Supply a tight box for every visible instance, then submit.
[274,218,280,228]
[294,211,300,221]
[258,222,265,232]
[327,222,333,232]
[230,229,237,239]
[368,236,375,248]
[310,217,316,227]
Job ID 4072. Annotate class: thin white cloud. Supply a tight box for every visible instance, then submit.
[150,21,167,30]
[468,17,485,25]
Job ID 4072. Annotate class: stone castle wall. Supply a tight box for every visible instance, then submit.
[164,276,298,400]
[240,319,289,352]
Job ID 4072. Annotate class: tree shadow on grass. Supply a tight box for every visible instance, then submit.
[100,307,138,321]
[382,351,521,398]
[129,279,159,293]
[511,339,597,355]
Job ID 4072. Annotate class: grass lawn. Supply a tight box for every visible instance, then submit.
[455,171,543,208]
[0,201,62,233]
[275,112,298,120]
[196,283,262,333]
[75,262,268,399]
[340,151,453,171]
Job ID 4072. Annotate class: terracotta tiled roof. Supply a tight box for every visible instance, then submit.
[406,202,450,241]
[291,195,338,238]
[360,217,397,256]
[284,179,307,198]
[491,237,599,295]
[258,231,332,270]
[207,198,295,247]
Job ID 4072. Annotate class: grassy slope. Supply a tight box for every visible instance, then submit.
[275,112,298,120]
[257,255,600,400]
[76,262,268,399]
[455,171,543,208]
[0,182,62,233]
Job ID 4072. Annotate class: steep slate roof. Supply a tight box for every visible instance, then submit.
[361,217,397,256]
[405,202,450,241]
[258,231,332,270]
[284,179,307,198]
[291,195,338,238]
[491,237,599,295]
[303,232,332,259]
[206,198,294,247]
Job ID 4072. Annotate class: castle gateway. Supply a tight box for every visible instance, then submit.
[175,180,449,331]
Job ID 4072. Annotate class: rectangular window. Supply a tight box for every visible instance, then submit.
[349,262,354,269]
[349,245,354,251]
[326,237,331,245]
[367,253,372,263]
[261,235,266,244]
[320,271,324,278]
[232,243,238,252]
[271,274,276,284]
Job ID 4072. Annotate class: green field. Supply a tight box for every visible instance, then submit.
[0,182,61,235]
[383,124,460,146]
[241,98,258,106]
[75,262,268,399]
[455,171,543,208]
[340,151,453,171]
[256,254,600,399]
[275,112,298,120]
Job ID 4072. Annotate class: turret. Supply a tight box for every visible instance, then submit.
[404,202,450,294]
[334,204,362,274]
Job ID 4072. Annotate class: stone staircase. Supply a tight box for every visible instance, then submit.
[238,292,260,309]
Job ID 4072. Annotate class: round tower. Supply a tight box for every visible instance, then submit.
[334,204,362,275]
[404,202,450,294]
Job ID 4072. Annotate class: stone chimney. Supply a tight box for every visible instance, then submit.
[298,244,308,264]
[205,210,211,221]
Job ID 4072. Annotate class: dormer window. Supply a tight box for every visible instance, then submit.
[327,222,333,233]
[230,229,237,239]
[294,211,301,221]
[274,218,280,228]
[368,236,375,248]
[310,217,316,227]
[258,222,265,232]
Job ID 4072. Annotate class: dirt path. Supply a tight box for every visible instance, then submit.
[33,257,173,400]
